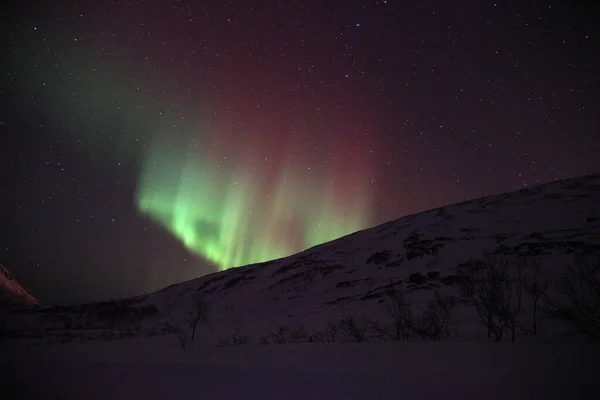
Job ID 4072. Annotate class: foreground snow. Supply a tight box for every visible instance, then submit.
[1,337,598,399]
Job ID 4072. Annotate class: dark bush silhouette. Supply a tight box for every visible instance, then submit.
[186,292,210,341]
[499,263,524,343]
[323,322,340,342]
[289,324,309,343]
[169,291,210,350]
[371,281,413,341]
[414,292,455,340]
[231,326,248,345]
[269,325,291,344]
[543,255,600,339]
[339,314,368,342]
[519,257,551,335]
[172,323,191,350]
[457,254,513,342]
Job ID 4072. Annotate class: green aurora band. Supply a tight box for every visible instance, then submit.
[135,134,373,270]
[5,30,376,272]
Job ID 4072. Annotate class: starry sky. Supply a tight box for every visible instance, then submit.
[1,0,598,305]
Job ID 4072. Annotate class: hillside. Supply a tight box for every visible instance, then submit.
[2,173,599,399]
[1,173,599,343]
[146,172,599,341]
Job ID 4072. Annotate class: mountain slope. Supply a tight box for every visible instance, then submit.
[3,174,599,341]
[0,265,38,307]
[141,173,599,340]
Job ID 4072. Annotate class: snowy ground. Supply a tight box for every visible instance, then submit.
[2,337,599,400]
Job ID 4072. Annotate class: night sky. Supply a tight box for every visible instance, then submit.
[1,0,598,305]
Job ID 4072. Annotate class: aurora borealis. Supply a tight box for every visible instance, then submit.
[135,124,373,269]
[1,0,599,303]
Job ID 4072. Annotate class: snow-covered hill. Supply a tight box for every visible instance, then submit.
[0,264,38,307]
[1,174,599,400]
[147,173,599,337]
[2,173,599,342]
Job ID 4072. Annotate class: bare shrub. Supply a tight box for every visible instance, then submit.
[339,314,368,342]
[269,325,291,344]
[383,281,413,341]
[186,291,210,341]
[312,323,340,343]
[457,254,511,342]
[458,254,548,342]
[543,255,600,339]
[501,262,525,342]
[325,322,340,342]
[289,324,309,343]
[414,292,455,340]
[519,258,551,335]
[369,321,390,341]
[172,323,191,350]
[310,329,326,343]
[231,326,248,345]
[167,291,210,350]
